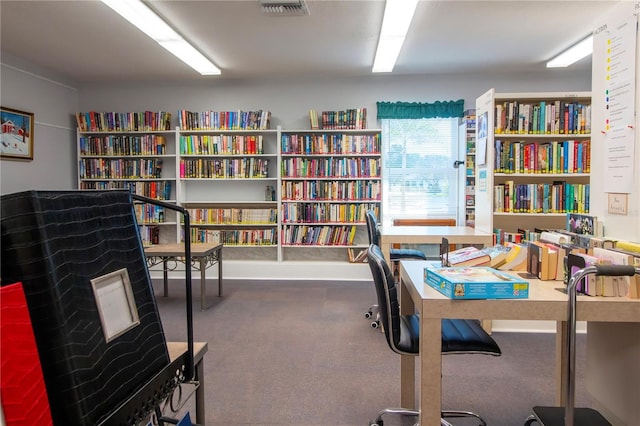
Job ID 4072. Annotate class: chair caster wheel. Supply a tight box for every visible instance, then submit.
[371,321,380,329]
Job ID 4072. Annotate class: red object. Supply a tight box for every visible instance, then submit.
[1,282,53,426]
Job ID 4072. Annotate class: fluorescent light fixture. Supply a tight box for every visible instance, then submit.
[102,0,221,75]
[546,35,593,68]
[372,0,419,73]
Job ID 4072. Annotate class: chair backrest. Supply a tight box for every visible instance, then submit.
[365,210,380,246]
[367,243,403,354]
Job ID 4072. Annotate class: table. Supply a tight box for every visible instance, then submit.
[379,225,494,265]
[167,342,208,425]
[144,243,223,311]
[399,260,640,426]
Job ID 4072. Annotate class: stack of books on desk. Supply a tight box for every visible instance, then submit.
[424,266,529,299]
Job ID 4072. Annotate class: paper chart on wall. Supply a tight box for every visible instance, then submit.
[594,14,638,193]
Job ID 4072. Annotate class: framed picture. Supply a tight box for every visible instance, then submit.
[91,268,140,343]
[1,106,34,160]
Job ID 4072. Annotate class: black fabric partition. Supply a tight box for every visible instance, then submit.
[0,190,170,426]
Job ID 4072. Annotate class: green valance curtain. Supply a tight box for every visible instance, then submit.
[376,99,464,119]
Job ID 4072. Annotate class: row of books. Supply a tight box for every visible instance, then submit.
[309,108,368,130]
[282,224,357,246]
[280,157,380,178]
[180,134,264,155]
[493,181,590,214]
[494,139,590,174]
[190,228,277,246]
[76,111,173,132]
[134,203,165,224]
[281,134,380,155]
[436,238,639,299]
[186,208,277,225]
[179,158,269,179]
[494,100,591,135]
[347,247,368,263]
[140,225,160,246]
[79,135,167,156]
[528,234,639,298]
[494,213,604,247]
[79,158,163,179]
[179,109,272,131]
[281,180,381,201]
[281,202,379,224]
[79,180,172,200]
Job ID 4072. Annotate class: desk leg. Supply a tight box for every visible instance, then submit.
[200,257,207,311]
[163,258,169,297]
[399,271,415,409]
[381,242,392,266]
[420,317,442,426]
[217,247,223,297]
[556,321,567,406]
[195,356,205,425]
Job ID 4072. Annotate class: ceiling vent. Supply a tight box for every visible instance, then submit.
[260,0,309,16]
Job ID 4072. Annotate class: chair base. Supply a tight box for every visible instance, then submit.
[524,406,612,426]
[364,304,381,329]
[369,407,487,426]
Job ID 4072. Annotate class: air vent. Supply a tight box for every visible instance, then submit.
[260,0,309,16]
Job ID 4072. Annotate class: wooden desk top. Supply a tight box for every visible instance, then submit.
[379,225,493,244]
[144,243,222,257]
[167,341,208,363]
[400,261,640,323]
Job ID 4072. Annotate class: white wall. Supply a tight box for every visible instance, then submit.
[78,70,593,130]
[0,53,79,195]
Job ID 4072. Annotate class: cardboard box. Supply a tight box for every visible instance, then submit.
[424,266,529,299]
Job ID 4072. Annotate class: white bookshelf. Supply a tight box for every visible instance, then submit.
[474,89,592,242]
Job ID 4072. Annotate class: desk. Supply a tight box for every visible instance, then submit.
[399,260,640,426]
[167,342,208,425]
[145,243,223,311]
[379,225,493,265]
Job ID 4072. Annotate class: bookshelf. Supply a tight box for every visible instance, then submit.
[280,129,382,261]
[76,111,177,245]
[474,89,592,243]
[459,109,476,227]
[176,115,279,261]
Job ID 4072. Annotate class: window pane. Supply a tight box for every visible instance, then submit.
[381,118,460,225]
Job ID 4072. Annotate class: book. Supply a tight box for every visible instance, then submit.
[480,244,513,268]
[497,242,528,271]
[566,252,601,295]
[566,212,602,236]
[615,240,640,254]
[423,266,529,299]
[591,247,633,297]
[540,230,571,245]
[527,241,559,280]
[443,246,491,267]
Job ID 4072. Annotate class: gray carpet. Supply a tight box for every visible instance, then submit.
[153,279,590,426]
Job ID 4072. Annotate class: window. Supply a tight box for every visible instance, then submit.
[381,118,460,225]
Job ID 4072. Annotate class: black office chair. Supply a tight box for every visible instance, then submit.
[364,210,427,328]
[366,243,502,426]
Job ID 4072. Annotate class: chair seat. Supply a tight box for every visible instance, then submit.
[390,248,428,261]
[397,315,501,356]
